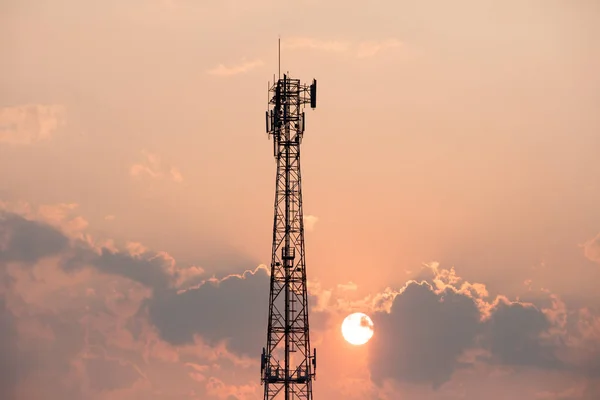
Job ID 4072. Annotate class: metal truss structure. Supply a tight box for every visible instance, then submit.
[260,72,317,400]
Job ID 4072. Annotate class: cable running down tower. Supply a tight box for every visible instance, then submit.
[260,59,318,400]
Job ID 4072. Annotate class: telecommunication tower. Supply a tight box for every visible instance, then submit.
[260,41,318,400]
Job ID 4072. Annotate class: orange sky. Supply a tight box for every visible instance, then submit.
[1,0,600,399]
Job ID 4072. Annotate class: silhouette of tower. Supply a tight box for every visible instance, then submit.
[260,55,318,400]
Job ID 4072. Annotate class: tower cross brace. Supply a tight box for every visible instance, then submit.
[261,73,317,400]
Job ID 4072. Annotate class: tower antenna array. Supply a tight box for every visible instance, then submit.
[261,41,318,400]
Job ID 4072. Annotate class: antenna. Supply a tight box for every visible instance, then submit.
[278,36,281,79]
[262,46,319,400]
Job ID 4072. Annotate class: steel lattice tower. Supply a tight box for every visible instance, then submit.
[260,63,318,400]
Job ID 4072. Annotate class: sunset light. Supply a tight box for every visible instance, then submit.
[342,313,374,346]
[2,1,599,399]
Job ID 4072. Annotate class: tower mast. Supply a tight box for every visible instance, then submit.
[261,46,318,400]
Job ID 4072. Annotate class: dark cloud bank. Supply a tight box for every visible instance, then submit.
[1,211,600,399]
[369,274,600,397]
[0,211,264,398]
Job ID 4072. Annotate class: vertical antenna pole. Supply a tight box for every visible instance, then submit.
[263,47,318,400]
[278,37,281,80]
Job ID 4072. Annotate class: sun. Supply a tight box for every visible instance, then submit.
[341,312,374,345]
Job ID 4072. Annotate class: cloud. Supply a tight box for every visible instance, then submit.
[0,104,66,145]
[207,59,264,76]
[0,211,70,264]
[83,357,144,392]
[483,297,562,369]
[283,37,351,53]
[129,150,183,183]
[304,214,319,232]
[0,209,176,291]
[282,37,402,58]
[146,266,270,356]
[369,280,482,388]
[337,281,357,292]
[0,206,266,399]
[205,377,257,400]
[0,204,267,356]
[0,290,89,400]
[1,204,599,398]
[536,380,600,400]
[72,247,176,291]
[308,277,397,315]
[169,167,183,183]
[355,39,402,58]
[366,263,600,390]
[0,296,23,400]
[0,201,89,239]
[582,233,600,264]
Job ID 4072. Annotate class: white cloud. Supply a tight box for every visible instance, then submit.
[0,104,66,145]
[170,167,183,183]
[282,37,402,58]
[129,150,183,183]
[337,282,358,291]
[207,59,264,76]
[355,39,402,58]
[304,214,319,232]
[582,233,600,264]
[283,37,351,53]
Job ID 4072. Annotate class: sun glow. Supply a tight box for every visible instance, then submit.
[341,312,374,345]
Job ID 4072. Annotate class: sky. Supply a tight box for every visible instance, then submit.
[1,0,600,399]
